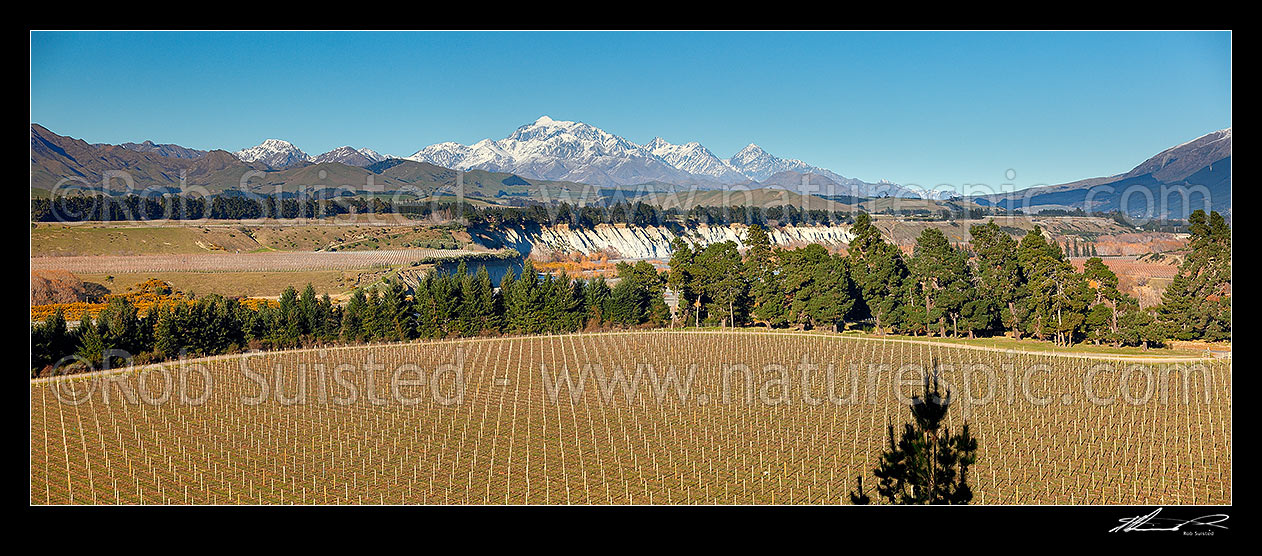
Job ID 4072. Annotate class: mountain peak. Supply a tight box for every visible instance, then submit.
[1123,126,1232,183]
[405,117,908,195]
[235,139,311,169]
[259,138,297,148]
[311,145,389,167]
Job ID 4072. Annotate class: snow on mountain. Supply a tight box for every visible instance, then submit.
[724,143,821,182]
[408,141,472,169]
[720,143,911,197]
[356,147,390,162]
[406,116,916,196]
[646,137,745,182]
[406,116,702,186]
[233,139,311,169]
[312,145,392,167]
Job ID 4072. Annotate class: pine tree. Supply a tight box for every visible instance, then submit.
[277,286,302,346]
[848,212,908,334]
[342,289,368,342]
[454,261,478,336]
[584,276,612,326]
[780,245,854,331]
[1081,257,1125,345]
[697,242,747,327]
[970,220,1027,339]
[1018,226,1090,345]
[851,362,978,504]
[363,289,388,341]
[744,224,786,327]
[908,228,973,337]
[499,268,520,333]
[1158,210,1231,341]
[318,293,339,342]
[381,279,413,341]
[31,308,73,376]
[412,273,440,338]
[76,316,107,369]
[508,261,545,334]
[299,283,319,336]
[667,238,698,327]
[472,265,499,333]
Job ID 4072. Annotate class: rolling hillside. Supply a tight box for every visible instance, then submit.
[972,128,1231,220]
[31,124,596,201]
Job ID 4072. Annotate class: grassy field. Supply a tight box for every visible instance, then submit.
[31,224,260,256]
[31,222,468,257]
[31,221,482,302]
[75,270,383,298]
[31,249,479,275]
[30,330,1230,505]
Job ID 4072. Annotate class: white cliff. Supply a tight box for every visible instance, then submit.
[474,223,855,260]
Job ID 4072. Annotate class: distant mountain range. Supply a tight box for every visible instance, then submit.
[231,140,391,169]
[404,116,921,198]
[31,121,1231,220]
[29,124,589,200]
[312,146,390,167]
[970,128,1231,220]
[48,115,926,198]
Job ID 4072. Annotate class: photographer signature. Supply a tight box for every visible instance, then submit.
[1110,508,1229,533]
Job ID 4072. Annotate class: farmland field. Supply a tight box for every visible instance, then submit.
[1069,256,1180,280]
[29,330,1231,505]
[31,221,471,257]
[71,270,373,299]
[30,249,482,274]
[1069,256,1184,307]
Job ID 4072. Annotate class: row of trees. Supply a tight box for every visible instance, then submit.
[32,194,365,222]
[666,210,1230,347]
[31,260,671,377]
[36,193,862,230]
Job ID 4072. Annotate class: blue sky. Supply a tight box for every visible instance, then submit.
[31,31,1230,193]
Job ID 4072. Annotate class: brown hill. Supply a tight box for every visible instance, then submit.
[30,124,596,201]
[971,128,1231,220]
[31,123,269,192]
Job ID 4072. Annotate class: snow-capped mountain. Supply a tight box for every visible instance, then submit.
[646,137,745,182]
[312,146,392,167]
[357,147,389,162]
[234,139,311,169]
[224,118,916,197]
[406,115,908,195]
[409,142,473,170]
[407,116,698,186]
[724,144,926,198]
[725,143,830,182]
